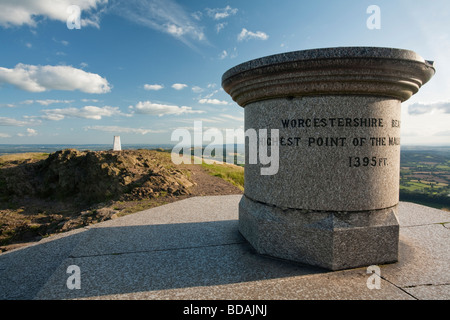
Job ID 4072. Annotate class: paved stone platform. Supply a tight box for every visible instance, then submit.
[0,195,449,300]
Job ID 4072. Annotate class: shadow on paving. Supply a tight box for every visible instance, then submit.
[0,230,88,300]
[1,220,326,300]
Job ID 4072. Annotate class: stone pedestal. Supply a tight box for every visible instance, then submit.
[222,47,435,270]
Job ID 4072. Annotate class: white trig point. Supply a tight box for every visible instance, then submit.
[113,136,121,151]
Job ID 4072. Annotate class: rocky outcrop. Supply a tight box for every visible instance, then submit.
[0,149,194,204]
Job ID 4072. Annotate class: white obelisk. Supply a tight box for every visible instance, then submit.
[113,136,121,151]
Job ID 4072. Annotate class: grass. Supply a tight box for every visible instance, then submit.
[401,181,428,192]
[201,162,244,191]
[0,152,49,162]
[116,199,171,216]
[0,153,49,167]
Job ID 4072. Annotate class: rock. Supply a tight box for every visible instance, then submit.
[0,149,194,205]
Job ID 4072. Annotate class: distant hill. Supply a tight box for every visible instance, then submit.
[400,147,450,210]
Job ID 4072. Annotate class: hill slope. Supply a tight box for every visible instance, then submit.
[0,149,243,251]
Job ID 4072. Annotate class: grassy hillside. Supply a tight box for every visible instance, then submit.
[201,162,244,191]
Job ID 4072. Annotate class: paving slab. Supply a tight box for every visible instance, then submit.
[70,268,414,300]
[403,284,450,300]
[0,228,88,300]
[1,195,449,300]
[381,224,450,288]
[397,202,450,226]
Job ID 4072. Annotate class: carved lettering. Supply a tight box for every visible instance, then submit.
[281,117,383,128]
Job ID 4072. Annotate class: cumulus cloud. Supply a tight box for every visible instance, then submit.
[41,106,124,121]
[237,28,269,41]
[206,6,238,20]
[166,24,184,37]
[85,125,164,135]
[191,86,204,93]
[18,128,38,137]
[199,98,229,105]
[0,133,11,138]
[408,101,450,115]
[131,101,205,116]
[0,0,107,28]
[26,128,38,136]
[0,63,111,93]
[171,83,188,90]
[0,117,33,126]
[144,84,164,91]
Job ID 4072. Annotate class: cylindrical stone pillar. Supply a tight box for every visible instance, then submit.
[222,47,435,270]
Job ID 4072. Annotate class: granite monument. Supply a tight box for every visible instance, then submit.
[222,47,435,270]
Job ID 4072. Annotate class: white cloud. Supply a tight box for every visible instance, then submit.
[0,103,16,108]
[0,133,11,138]
[53,38,69,46]
[41,106,124,121]
[144,84,164,91]
[219,50,228,59]
[237,28,269,41]
[206,6,238,20]
[191,11,202,21]
[172,83,188,90]
[86,125,165,135]
[433,130,450,136]
[220,114,244,122]
[202,90,219,99]
[216,22,226,33]
[131,101,205,116]
[175,117,223,124]
[166,24,184,37]
[408,101,450,115]
[22,128,38,136]
[0,0,107,28]
[30,99,74,106]
[112,0,206,48]
[0,63,111,93]
[199,98,229,105]
[191,86,204,93]
[0,117,33,126]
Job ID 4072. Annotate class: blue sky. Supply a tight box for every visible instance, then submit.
[0,0,449,145]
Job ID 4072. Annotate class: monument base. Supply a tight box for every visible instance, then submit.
[239,195,399,271]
